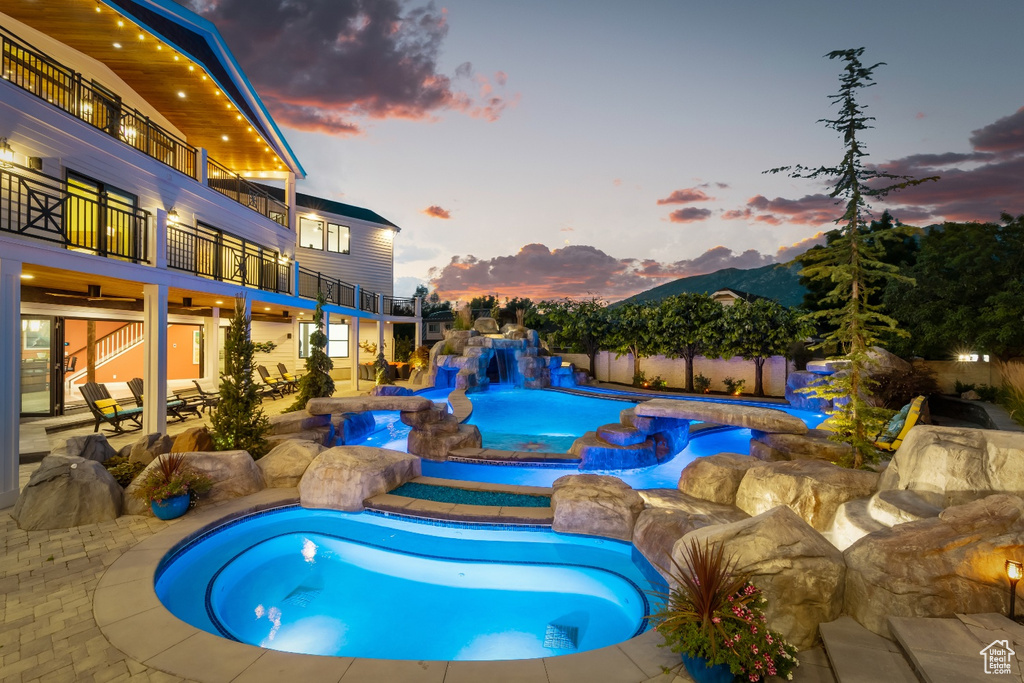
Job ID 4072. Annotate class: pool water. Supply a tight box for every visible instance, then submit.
[157,507,660,661]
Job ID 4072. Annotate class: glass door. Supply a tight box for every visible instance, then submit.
[20,316,65,416]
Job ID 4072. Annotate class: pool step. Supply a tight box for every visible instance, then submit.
[365,476,554,525]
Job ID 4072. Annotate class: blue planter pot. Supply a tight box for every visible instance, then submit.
[682,653,735,683]
[151,494,190,520]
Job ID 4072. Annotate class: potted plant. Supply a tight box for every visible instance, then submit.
[133,453,213,520]
[648,539,799,683]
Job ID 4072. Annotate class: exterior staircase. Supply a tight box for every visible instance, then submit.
[65,322,145,385]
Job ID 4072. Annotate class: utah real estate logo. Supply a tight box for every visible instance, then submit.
[981,639,1016,675]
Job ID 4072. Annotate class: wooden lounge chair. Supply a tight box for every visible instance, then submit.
[875,395,927,452]
[80,382,143,434]
[256,365,287,399]
[126,378,197,421]
[184,380,220,413]
[277,363,301,390]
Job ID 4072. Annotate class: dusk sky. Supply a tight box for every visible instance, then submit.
[181,0,1024,302]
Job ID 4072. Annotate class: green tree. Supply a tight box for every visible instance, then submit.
[721,299,809,397]
[606,302,661,381]
[284,292,334,413]
[766,48,937,466]
[416,284,453,318]
[885,214,1024,361]
[657,293,725,392]
[211,296,270,458]
[541,297,612,377]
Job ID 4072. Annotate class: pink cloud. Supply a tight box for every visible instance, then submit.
[657,187,714,204]
[422,205,451,219]
[668,207,713,223]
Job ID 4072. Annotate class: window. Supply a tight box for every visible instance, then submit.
[298,321,349,359]
[299,217,324,249]
[327,223,350,254]
[427,323,439,333]
[65,172,138,259]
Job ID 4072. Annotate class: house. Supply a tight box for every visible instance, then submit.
[0,0,419,508]
[710,288,771,307]
[423,309,455,345]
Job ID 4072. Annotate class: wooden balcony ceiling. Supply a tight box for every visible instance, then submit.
[4,1,289,175]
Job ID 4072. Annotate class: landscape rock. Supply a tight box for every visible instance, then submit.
[878,426,1024,507]
[865,346,913,377]
[51,434,117,463]
[335,412,377,445]
[636,399,808,434]
[750,429,853,463]
[960,390,981,401]
[268,411,331,435]
[299,446,421,511]
[170,426,214,453]
[735,460,879,531]
[844,494,1024,636]
[407,424,482,460]
[123,450,265,516]
[473,317,500,335]
[13,455,123,530]
[258,440,325,487]
[785,371,833,413]
[551,474,645,541]
[569,431,656,470]
[369,385,414,397]
[442,329,478,355]
[400,407,448,428]
[677,453,765,506]
[306,396,433,414]
[266,428,332,447]
[128,433,173,466]
[680,506,846,650]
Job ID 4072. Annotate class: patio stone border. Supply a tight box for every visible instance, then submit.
[94,489,679,683]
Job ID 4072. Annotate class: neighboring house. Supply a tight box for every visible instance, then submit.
[710,288,772,306]
[423,310,455,345]
[0,1,418,508]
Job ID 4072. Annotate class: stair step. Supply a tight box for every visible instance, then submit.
[868,489,942,526]
[888,616,989,683]
[596,423,647,446]
[829,497,885,551]
[819,617,917,683]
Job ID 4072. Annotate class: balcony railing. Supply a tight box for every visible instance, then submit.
[359,288,379,314]
[167,222,290,294]
[207,158,288,227]
[0,164,149,262]
[383,295,416,317]
[1,27,198,179]
[297,267,356,308]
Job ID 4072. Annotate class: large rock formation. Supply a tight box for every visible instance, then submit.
[844,494,1024,636]
[123,450,265,516]
[128,433,173,466]
[785,371,833,413]
[299,446,421,512]
[878,426,1024,507]
[13,455,123,530]
[268,411,332,435]
[407,424,482,460]
[569,412,689,470]
[170,426,214,453]
[680,506,846,651]
[636,399,808,434]
[749,429,853,463]
[677,453,764,506]
[50,434,118,463]
[551,474,645,541]
[307,396,434,415]
[258,440,325,488]
[734,460,879,531]
[473,317,500,335]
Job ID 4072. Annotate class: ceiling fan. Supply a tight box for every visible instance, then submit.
[45,284,137,303]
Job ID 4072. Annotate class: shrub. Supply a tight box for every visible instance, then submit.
[411,344,431,370]
[977,384,1000,402]
[954,380,976,395]
[693,373,711,394]
[1001,361,1024,427]
[103,456,145,487]
[650,375,667,390]
[393,337,414,363]
[723,377,746,395]
[870,365,939,409]
[632,371,647,388]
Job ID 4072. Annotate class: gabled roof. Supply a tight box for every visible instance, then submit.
[711,288,771,303]
[425,310,454,321]
[257,184,400,230]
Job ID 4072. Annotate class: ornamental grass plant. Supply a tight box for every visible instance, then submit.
[132,453,212,504]
[648,539,799,682]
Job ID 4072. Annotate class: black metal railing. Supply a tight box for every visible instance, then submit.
[207,158,288,227]
[0,27,198,179]
[297,267,356,308]
[167,222,290,293]
[360,288,379,313]
[383,295,416,317]
[0,164,149,262]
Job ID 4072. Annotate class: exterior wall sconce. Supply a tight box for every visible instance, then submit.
[167,208,179,224]
[0,138,14,167]
[1007,559,1022,619]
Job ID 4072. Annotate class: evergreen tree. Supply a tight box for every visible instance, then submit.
[285,292,335,412]
[766,48,937,466]
[211,295,270,459]
[606,302,661,381]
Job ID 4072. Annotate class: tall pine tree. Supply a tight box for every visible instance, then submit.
[285,292,335,411]
[210,295,270,458]
[766,49,937,466]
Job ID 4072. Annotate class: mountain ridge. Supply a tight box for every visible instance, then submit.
[614,262,806,308]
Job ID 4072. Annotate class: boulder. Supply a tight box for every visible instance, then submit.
[407,424,482,460]
[680,506,846,650]
[335,412,377,445]
[266,429,332,448]
[258,440,325,488]
[677,453,765,506]
[844,494,1024,636]
[400,407,448,428]
[750,429,853,463]
[13,455,123,530]
[306,396,433,415]
[785,371,832,413]
[636,399,808,435]
[569,431,657,470]
[170,426,214,453]
[473,317,500,335]
[128,433,173,466]
[961,390,981,401]
[878,426,1024,507]
[123,450,265,516]
[639,489,750,523]
[370,385,413,397]
[735,460,879,531]
[50,434,117,463]
[634,489,749,573]
[551,474,645,541]
[865,346,912,377]
[442,329,478,355]
[299,446,421,512]
[268,411,331,435]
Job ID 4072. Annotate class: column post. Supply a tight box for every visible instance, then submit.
[142,283,169,435]
[414,296,423,348]
[0,258,21,509]
[204,307,220,385]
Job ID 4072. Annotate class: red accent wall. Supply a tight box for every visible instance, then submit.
[67,321,201,387]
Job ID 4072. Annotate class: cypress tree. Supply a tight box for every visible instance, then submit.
[211,295,270,458]
[285,292,335,411]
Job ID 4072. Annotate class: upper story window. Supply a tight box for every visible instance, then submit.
[327,223,350,254]
[300,216,350,254]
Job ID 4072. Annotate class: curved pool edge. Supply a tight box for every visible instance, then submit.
[94,489,679,683]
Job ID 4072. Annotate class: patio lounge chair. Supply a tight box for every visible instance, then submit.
[183,380,221,413]
[277,363,301,390]
[875,395,927,452]
[81,382,143,434]
[126,377,198,421]
[256,365,286,399]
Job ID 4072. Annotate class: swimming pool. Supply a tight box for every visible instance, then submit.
[156,506,661,660]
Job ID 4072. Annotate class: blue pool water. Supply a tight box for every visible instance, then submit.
[156,507,660,660]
